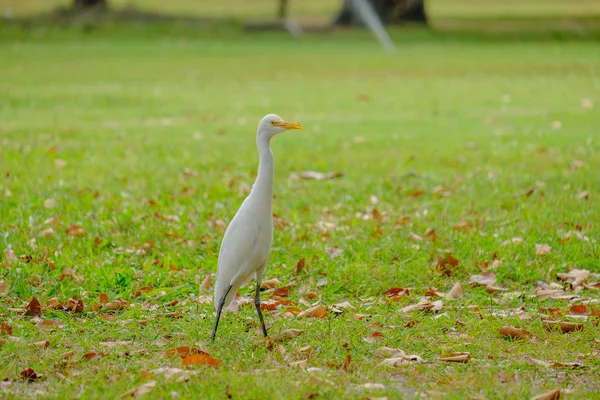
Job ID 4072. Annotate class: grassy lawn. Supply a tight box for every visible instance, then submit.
[1,18,599,400]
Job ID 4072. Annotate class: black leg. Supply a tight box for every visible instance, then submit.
[212,284,233,341]
[254,283,268,337]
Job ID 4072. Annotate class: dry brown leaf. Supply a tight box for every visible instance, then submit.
[498,326,531,340]
[3,248,18,268]
[295,171,343,181]
[530,389,561,400]
[569,305,587,315]
[99,293,109,304]
[542,320,583,333]
[326,247,343,260]
[297,304,328,319]
[40,228,55,237]
[36,320,65,331]
[1,322,13,335]
[271,329,304,342]
[445,281,464,300]
[66,224,86,237]
[121,381,156,398]
[552,361,584,369]
[383,287,409,301]
[182,353,222,367]
[60,268,84,284]
[82,352,106,361]
[20,367,42,382]
[44,198,56,208]
[102,300,127,311]
[100,340,133,348]
[295,258,305,274]
[501,237,524,246]
[435,254,459,276]
[260,278,281,289]
[535,244,552,255]
[400,300,443,313]
[31,340,50,349]
[200,275,211,292]
[64,296,84,312]
[150,367,197,383]
[556,269,589,289]
[576,190,590,200]
[24,298,42,317]
[353,313,370,321]
[439,352,471,363]
[165,346,201,359]
[468,272,496,287]
[0,280,9,296]
[485,285,508,293]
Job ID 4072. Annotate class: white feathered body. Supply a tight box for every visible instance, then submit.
[213,193,273,310]
[213,138,275,310]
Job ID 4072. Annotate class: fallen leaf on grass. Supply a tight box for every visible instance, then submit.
[383,287,410,301]
[293,171,343,181]
[327,247,343,259]
[556,269,589,289]
[542,320,583,333]
[36,320,65,331]
[485,285,508,293]
[260,278,281,289]
[121,381,156,398]
[102,300,127,311]
[24,298,42,317]
[363,331,384,344]
[569,305,587,315]
[20,367,43,382]
[0,323,12,335]
[409,228,437,242]
[501,237,524,246]
[439,352,471,363]
[99,341,133,348]
[552,361,584,369]
[577,190,589,200]
[82,352,106,361]
[60,268,84,284]
[31,340,50,349]
[64,296,84,312]
[3,248,18,267]
[271,329,304,342]
[376,347,424,364]
[400,300,443,313]
[445,281,463,300]
[469,272,496,287]
[66,224,86,237]
[531,389,561,400]
[295,258,305,274]
[182,353,222,367]
[498,326,531,340]
[0,281,10,296]
[151,367,199,383]
[435,254,458,276]
[535,244,552,255]
[297,305,328,319]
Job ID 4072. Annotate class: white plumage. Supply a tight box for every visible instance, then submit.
[212,114,303,340]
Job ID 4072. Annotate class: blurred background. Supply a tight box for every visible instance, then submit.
[3,0,600,34]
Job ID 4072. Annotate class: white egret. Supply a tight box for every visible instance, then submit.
[212,114,303,340]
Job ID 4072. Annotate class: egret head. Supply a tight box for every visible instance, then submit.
[257,114,303,139]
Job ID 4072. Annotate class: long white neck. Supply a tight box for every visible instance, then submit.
[251,135,274,210]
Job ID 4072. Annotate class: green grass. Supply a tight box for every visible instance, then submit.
[1,21,599,399]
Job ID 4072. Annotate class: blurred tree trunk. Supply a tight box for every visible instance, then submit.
[334,0,427,26]
[73,0,107,9]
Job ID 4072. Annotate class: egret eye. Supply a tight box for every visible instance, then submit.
[270,121,276,125]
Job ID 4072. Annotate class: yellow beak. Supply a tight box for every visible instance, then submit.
[274,121,304,130]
